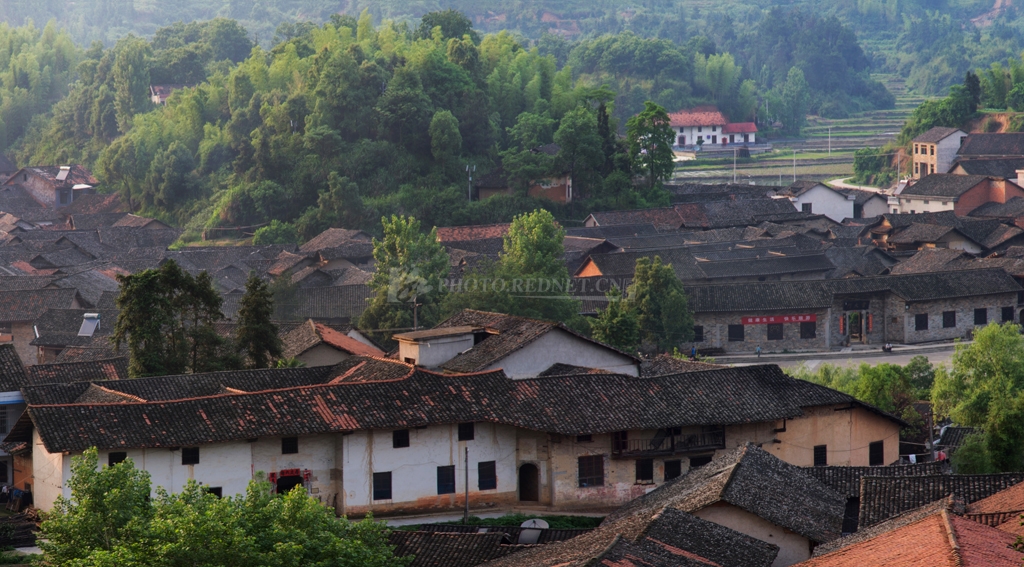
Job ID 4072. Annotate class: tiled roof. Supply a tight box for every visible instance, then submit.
[564,224,660,239]
[668,106,728,127]
[481,506,778,567]
[802,462,949,498]
[953,157,1024,177]
[683,280,834,312]
[859,474,1024,527]
[901,174,990,198]
[280,320,384,359]
[967,480,1024,515]
[0,276,56,290]
[638,354,724,376]
[0,344,27,392]
[969,196,1024,218]
[536,363,612,377]
[24,357,129,386]
[110,214,165,228]
[836,188,886,206]
[299,228,371,253]
[29,308,117,347]
[937,426,981,452]
[387,531,525,566]
[795,509,1023,567]
[0,288,78,321]
[606,444,846,543]
[722,122,757,134]
[9,165,98,187]
[59,193,126,216]
[824,246,893,278]
[51,270,119,307]
[889,249,970,275]
[957,133,1024,157]
[288,285,374,320]
[888,223,963,244]
[813,498,955,556]
[912,126,964,144]
[436,224,510,242]
[69,213,129,230]
[434,310,636,373]
[13,364,878,453]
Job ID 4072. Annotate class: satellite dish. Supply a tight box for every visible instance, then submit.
[520,518,549,529]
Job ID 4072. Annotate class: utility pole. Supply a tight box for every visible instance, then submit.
[793,149,798,182]
[466,165,475,201]
[828,126,831,156]
[463,447,469,523]
[733,146,737,183]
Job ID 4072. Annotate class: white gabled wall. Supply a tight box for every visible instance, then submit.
[791,185,853,222]
[489,329,638,378]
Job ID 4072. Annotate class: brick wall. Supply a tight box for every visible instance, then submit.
[955,179,1024,216]
[691,308,831,354]
[895,292,1018,343]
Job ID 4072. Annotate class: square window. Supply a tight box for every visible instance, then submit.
[800,321,816,339]
[182,447,200,466]
[108,452,127,467]
[767,323,784,341]
[478,461,497,490]
[576,434,592,443]
[458,422,475,441]
[975,308,988,326]
[282,437,298,454]
[728,324,744,342]
[636,459,654,483]
[802,203,812,213]
[915,314,929,331]
[373,472,392,500]
[698,126,703,132]
[923,200,930,204]
[578,455,604,487]
[206,486,223,498]
[1003,306,1015,323]
[814,445,827,467]
[693,326,704,342]
[393,429,410,448]
[942,311,956,328]
[664,460,682,481]
[689,455,713,468]
[437,465,456,494]
[612,431,628,452]
[869,441,884,466]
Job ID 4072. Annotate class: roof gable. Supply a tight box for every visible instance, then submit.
[912,127,965,144]
[901,174,990,199]
[669,106,728,127]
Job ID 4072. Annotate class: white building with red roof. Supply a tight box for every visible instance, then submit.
[669,105,757,148]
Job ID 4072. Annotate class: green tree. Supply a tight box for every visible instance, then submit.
[429,109,462,168]
[40,448,409,567]
[236,272,283,369]
[359,216,450,342]
[779,66,809,134]
[553,105,603,201]
[626,101,675,191]
[111,35,152,133]
[252,220,298,245]
[627,256,694,352]
[933,322,1024,472]
[591,287,640,352]
[417,9,479,43]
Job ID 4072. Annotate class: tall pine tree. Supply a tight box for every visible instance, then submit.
[236,272,283,369]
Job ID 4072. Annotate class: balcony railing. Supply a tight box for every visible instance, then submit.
[611,430,725,459]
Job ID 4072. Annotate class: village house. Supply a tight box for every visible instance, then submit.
[4,358,904,521]
[911,127,967,178]
[474,145,573,204]
[780,181,857,222]
[2,165,98,209]
[150,84,187,105]
[956,132,1024,160]
[894,173,1024,215]
[669,106,757,148]
[0,289,80,365]
[280,319,383,367]
[0,346,29,489]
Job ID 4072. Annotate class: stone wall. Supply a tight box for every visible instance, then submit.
[893,292,1019,344]
[691,308,831,354]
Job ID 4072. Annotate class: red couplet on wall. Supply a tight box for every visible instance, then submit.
[741,315,817,325]
[280,468,301,477]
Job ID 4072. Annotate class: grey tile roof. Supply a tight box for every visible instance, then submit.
[69,213,129,230]
[29,308,117,347]
[605,444,846,543]
[638,354,725,376]
[937,426,981,452]
[902,174,991,199]
[953,157,1024,177]
[51,270,119,307]
[387,531,525,566]
[888,249,970,275]
[24,357,129,386]
[0,344,27,392]
[299,228,372,253]
[0,276,56,290]
[0,288,78,321]
[912,127,964,144]
[859,474,1024,527]
[957,133,1024,157]
[888,223,963,245]
[802,461,950,498]
[564,224,660,239]
[969,196,1024,218]
[13,364,885,453]
[824,246,894,278]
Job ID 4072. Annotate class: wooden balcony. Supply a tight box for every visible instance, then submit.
[611,430,725,459]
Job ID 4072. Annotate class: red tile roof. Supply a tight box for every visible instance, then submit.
[436,223,511,242]
[668,106,728,128]
[968,480,1024,514]
[723,122,757,134]
[795,511,1022,567]
[315,323,385,357]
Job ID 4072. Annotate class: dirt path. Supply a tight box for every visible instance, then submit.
[972,0,1012,27]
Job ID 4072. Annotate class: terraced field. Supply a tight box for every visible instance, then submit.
[673,75,929,185]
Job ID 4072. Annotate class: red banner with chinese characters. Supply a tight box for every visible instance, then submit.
[741,314,817,325]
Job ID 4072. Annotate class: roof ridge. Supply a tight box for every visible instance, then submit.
[940,509,963,566]
[88,383,147,403]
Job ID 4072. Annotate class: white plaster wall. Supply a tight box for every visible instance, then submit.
[937,133,966,174]
[31,428,67,510]
[792,186,853,223]
[861,196,890,219]
[343,423,517,511]
[488,329,638,378]
[897,196,955,214]
[399,334,474,368]
[297,344,349,367]
[694,503,811,567]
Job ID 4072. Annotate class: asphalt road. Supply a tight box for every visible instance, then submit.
[770,347,956,370]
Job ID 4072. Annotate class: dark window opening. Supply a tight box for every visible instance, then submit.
[404,357,416,365]
[478,461,497,490]
[689,455,713,468]
[801,321,817,339]
[276,475,304,494]
[693,326,704,342]
[869,441,884,466]
[635,459,654,483]
[975,308,988,326]
[942,311,956,328]
[458,422,475,441]
[728,324,744,342]
[206,486,223,498]
[182,447,199,466]
[281,437,298,454]
[576,434,592,443]
[801,203,812,213]
[664,460,682,481]
[108,452,127,467]
[373,472,392,500]
[1003,306,1015,322]
[1019,291,1024,305]
[814,445,827,467]
[915,314,929,331]
[393,429,410,448]
[612,431,628,452]
[578,455,604,487]
[767,323,784,341]
[437,465,456,494]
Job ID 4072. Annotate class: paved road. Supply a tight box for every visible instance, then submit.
[827,177,886,192]
[770,347,955,370]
